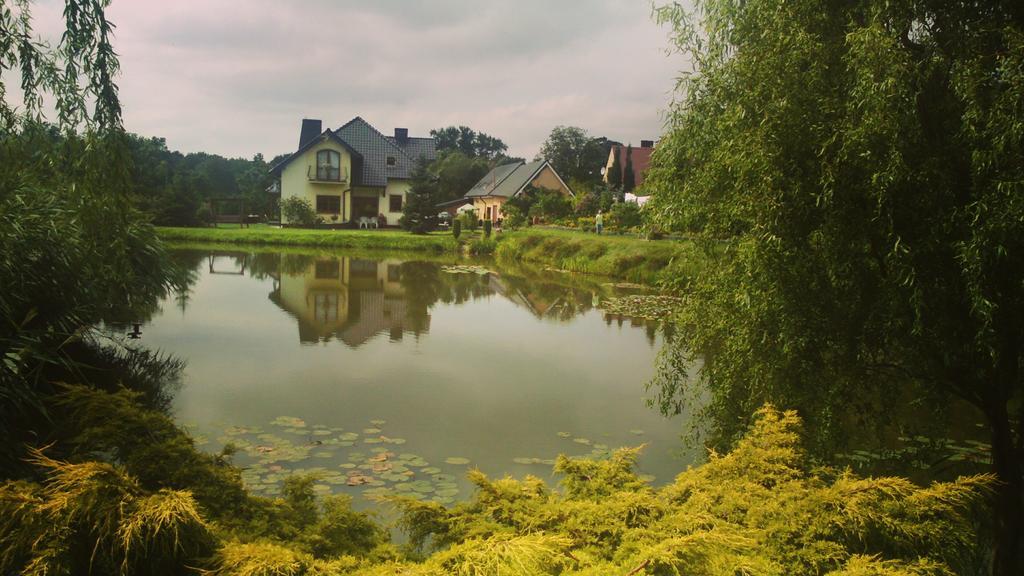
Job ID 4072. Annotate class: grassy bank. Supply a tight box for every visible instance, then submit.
[156,225,705,289]
[156,225,458,252]
[494,228,703,288]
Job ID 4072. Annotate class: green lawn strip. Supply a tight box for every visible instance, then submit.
[156,226,458,252]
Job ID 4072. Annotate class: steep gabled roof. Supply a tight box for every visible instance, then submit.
[336,117,436,187]
[465,160,571,199]
[385,136,437,167]
[268,130,363,180]
[270,117,437,188]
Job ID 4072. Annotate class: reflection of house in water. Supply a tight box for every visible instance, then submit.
[269,257,426,347]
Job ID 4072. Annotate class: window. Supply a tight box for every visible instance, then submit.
[389,194,403,212]
[316,195,341,214]
[316,150,341,180]
[386,155,396,166]
[485,206,492,221]
[314,260,340,279]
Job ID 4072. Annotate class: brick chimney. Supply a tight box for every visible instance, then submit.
[394,127,408,144]
[299,119,322,149]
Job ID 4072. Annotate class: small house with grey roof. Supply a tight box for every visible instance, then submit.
[459,159,573,223]
[270,117,436,226]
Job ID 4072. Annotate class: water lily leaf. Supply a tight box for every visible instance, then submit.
[422,467,442,475]
[271,416,306,428]
[629,429,645,435]
[556,432,572,438]
[312,430,332,436]
[444,457,470,465]
[370,419,386,426]
[572,438,592,445]
[363,427,382,434]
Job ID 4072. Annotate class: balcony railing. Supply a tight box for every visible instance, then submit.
[308,165,348,183]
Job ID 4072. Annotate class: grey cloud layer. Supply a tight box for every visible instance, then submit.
[95,0,683,158]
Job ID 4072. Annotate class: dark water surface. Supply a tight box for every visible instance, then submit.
[140,249,699,505]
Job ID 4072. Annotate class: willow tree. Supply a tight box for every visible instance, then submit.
[645,1,1024,573]
[1,1,171,469]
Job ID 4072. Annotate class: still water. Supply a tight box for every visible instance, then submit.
[140,249,698,505]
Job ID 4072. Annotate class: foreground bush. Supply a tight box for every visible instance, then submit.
[0,395,991,575]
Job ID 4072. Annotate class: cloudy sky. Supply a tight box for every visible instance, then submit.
[27,0,686,160]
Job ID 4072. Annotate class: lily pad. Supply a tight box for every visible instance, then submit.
[444,457,471,465]
[629,429,645,436]
[556,432,572,438]
[572,438,592,445]
[363,427,382,434]
[370,419,386,426]
[271,416,306,428]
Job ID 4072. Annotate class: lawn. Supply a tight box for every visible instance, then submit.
[156,224,458,252]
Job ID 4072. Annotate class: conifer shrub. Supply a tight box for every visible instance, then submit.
[0,395,993,575]
[452,219,462,239]
[483,219,492,238]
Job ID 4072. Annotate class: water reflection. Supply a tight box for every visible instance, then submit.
[144,247,693,502]
[168,250,663,349]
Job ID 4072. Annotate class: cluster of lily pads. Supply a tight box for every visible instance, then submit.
[214,417,467,505]
[599,294,684,321]
[199,416,659,504]
[440,265,493,275]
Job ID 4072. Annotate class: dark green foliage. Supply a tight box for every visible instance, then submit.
[400,159,439,234]
[430,125,509,159]
[527,188,573,223]
[537,126,609,185]
[646,0,1024,571]
[502,204,525,230]
[452,218,462,239]
[483,219,492,238]
[609,201,642,231]
[432,150,492,203]
[622,144,635,193]
[281,196,317,227]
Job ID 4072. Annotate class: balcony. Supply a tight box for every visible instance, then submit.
[308,165,348,183]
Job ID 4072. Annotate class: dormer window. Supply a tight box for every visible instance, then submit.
[386,155,396,167]
[316,150,341,180]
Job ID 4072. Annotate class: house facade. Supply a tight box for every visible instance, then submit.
[271,118,436,226]
[463,160,573,223]
[603,139,655,191]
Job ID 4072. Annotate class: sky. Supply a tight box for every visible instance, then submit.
[23,0,687,160]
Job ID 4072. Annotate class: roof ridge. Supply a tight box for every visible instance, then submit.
[482,160,524,194]
[338,116,412,161]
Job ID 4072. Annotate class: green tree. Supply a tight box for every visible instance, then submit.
[1,1,174,468]
[430,125,509,159]
[622,144,635,193]
[646,1,1024,572]
[537,126,606,184]
[433,150,491,203]
[281,196,316,227]
[400,158,440,234]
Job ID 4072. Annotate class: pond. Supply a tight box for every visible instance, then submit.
[137,248,701,506]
